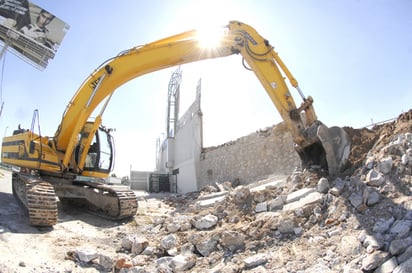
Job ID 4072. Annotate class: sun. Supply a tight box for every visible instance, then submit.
[195,25,226,48]
[175,1,231,49]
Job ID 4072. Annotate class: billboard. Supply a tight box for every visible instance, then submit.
[0,0,69,69]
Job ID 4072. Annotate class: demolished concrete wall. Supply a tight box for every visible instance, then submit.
[170,97,202,193]
[155,79,301,193]
[198,122,301,189]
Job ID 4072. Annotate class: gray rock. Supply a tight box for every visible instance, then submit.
[244,265,267,272]
[278,219,295,234]
[338,235,362,257]
[195,235,218,257]
[131,255,150,267]
[121,236,134,250]
[98,254,114,271]
[286,187,316,203]
[155,256,173,267]
[390,220,412,237]
[365,169,385,187]
[76,249,99,263]
[120,267,147,273]
[193,214,218,230]
[389,237,412,255]
[131,237,149,255]
[166,222,180,232]
[283,192,324,212]
[365,156,375,169]
[373,217,395,234]
[374,256,397,273]
[401,153,409,165]
[317,177,329,193]
[255,201,268,213]
[220,230,245,251]
[232,186,251,205]
[330,177,345,196]
[244,253,268,268]
[253,191,266,203]
[161,234,178,250]
[362,234,384,252]
[349,192,363,208]
[366,188,380,206]
[141,246,156,256]
[393,256,412,273]
[267,195,286,211]
[397,245,412,264]
[361,251,389,271]
[171,254,196,271]
[339,235,363,256]
[378,157,393,174]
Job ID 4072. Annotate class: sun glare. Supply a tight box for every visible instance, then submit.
[196,26,225,48]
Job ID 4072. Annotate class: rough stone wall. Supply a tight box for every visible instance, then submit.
[198,122,300,189]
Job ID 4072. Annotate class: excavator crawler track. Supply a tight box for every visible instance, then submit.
[82,187,138,221]
[115,190,139,219]
[55,181,138,221]
[12,172,58,227]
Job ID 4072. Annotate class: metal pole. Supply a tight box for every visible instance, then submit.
[0,29,20,61]
[0,40,10,61]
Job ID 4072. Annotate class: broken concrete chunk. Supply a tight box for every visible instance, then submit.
[378,156,393,174]
[172,254,196,272]
[286,188,316,203]
[220,230,245,251]
[99,254,114,271]
[193,214,218,230]
[76,249,99,263]
[349,192,363,208]
[244,253,268,268]
[365,169,385,187]
[283,192,324,212]
[361,251,390,271]
[278,219,295,234]
[160,234,178,250]
[232,186,251,205]
[389,237,412,256]
[131,237,149,255]
[255,202,267,213]
[317,177,329,193]
[267,195,286,211]
[195,236,218,257]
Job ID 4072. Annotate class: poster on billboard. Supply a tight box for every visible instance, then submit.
[0,0,69,70]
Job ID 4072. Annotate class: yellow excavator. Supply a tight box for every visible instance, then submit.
[1,21,350,226]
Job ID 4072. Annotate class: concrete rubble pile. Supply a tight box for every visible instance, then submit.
[66,112,412,273]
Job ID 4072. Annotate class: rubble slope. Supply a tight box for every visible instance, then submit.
[0,109,411,273]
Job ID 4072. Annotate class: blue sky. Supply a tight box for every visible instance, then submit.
[0,0,411,177]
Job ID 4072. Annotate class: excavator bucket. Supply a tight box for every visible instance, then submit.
[297,124,351,175]
[317,125,351,174]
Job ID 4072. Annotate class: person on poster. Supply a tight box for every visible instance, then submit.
[19,8,55,48]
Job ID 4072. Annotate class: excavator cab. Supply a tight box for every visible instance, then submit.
[76,126,114,175]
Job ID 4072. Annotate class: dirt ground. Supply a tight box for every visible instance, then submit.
[0,171,127,272]
[0,173,179,272]
[0,109,411,273]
